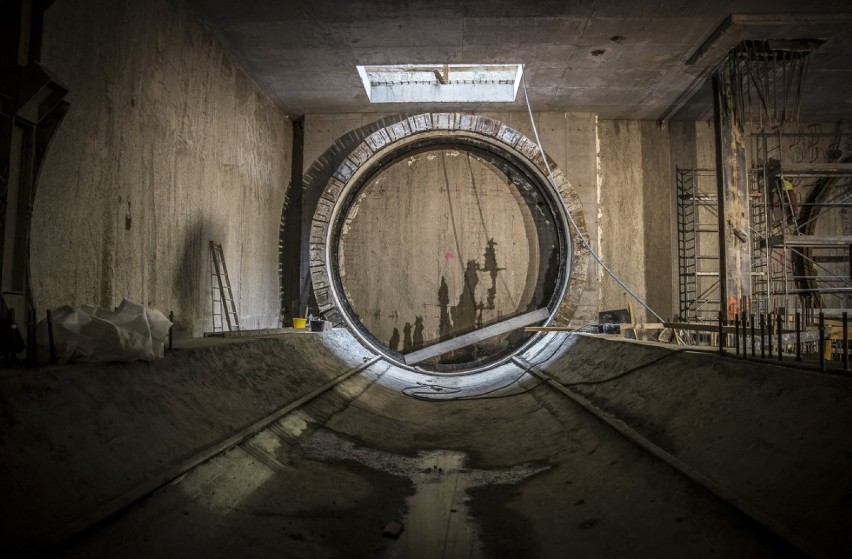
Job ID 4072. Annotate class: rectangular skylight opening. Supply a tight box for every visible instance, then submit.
[356,64,524,103]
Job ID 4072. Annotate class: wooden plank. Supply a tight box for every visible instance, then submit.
[525,326,580,332]
[403,308,549,365]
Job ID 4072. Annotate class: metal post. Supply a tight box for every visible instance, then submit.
[742,311,748,358]
[713,78,729,335]
[777,315,783,361]
[750,314,756,357]
[795,311,801,362]
[712,73,752,338]
[767,314,773,357]
[760,314,766,359]
[734,315,740,355]
[819,312,825,372]
[843,311,848,372]
[718,311,724,354]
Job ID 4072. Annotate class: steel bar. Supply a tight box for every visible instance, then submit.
[795,312,801,361]
[751,314,756,356]
[734,316,740,355]
[760,314,766,358]
[767,314,773,356]
[718,312,724,353]
[844,311,849,372]
[819,312,825,372]
[404,307,549,365]
[777,316,783,361]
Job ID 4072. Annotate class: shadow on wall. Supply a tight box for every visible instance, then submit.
[173,216,226,338]
[280,114,411,321]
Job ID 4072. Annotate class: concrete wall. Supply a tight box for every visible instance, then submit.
[339,148,549,351]
[303,113,689,328]
[304,112,601,331]
[597,120,674,321]
[30,0,292,336]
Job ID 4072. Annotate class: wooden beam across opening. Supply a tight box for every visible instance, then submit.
[403,307,549,365]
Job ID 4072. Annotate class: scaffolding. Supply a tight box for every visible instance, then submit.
[749,129,852,320]
[676,40,851,326]
[676,167,721,320]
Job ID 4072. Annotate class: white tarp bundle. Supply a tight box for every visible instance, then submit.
[37,299,172,363]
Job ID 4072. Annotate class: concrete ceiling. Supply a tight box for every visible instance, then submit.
[189,0,852,120]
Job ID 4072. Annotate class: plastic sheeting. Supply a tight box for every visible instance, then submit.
[37,299,172,363]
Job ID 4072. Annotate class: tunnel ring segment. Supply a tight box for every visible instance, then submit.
[308,113,589,373]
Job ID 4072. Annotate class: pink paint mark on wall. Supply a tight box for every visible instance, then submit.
[443,250,455,262]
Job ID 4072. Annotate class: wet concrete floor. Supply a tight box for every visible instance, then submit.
[62,362,797,558]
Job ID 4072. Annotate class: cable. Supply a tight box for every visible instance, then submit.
[520,69,665,323]
[557,349,681,386]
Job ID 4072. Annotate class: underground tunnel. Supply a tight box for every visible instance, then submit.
[3,0,852,557]
[309,116,577,373]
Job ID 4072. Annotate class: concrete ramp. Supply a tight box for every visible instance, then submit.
[2,330,850,556]
[0,330,374,553]
[534,334,852,557]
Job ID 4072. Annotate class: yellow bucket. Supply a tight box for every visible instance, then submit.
[292,317,308,329]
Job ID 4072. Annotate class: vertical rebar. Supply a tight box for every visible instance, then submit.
[767,314,774,357]
[843,311,849,372]
[735,315,740,355]
[742,310,748,358]
[760,314,766,358]
[819,311,825,372]
[777,315,783,361]
[718,311,724,354]
[795,311,801,362]
[751,314,756,357]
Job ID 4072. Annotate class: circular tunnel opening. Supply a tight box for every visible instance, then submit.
[327,134,572,372]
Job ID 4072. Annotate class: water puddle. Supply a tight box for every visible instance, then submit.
[300,429,548,558]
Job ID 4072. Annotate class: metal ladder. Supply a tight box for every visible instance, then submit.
[210,241,240,332]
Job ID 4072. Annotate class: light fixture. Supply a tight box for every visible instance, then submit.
[356,64,523,103]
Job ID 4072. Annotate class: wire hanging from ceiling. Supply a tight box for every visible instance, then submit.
[520,69,666,323]
[723,40,812,132]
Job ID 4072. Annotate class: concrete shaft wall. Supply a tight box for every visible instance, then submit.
[339,148,549,350]
[598,121,675,321]
[305,114,683,326]
[305,112,601,326]
[30,0,292,336]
